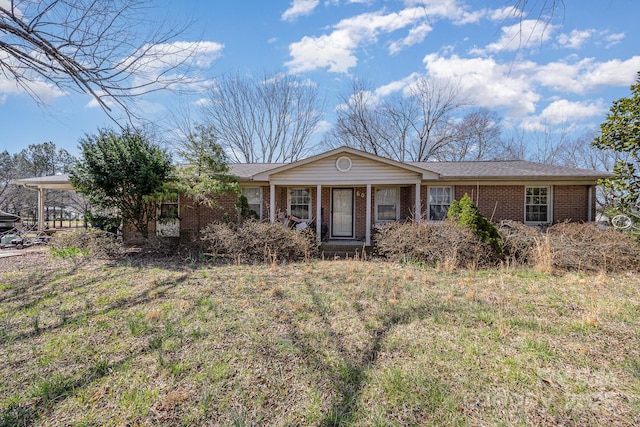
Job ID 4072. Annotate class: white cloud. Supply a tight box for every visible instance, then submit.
[123,41,224,77]
[489,6,521,21]
[422,53,539,117]
[287,33,358,73]
[520,99,606,132]
[605,32,625,48]
[374,72,421,97]
[286,7,432,73]
[286,1,477,73]
[474,19,556,54]
[539,99,606,124]
[388,22,433,54]
[0,52,65,102]
[194,97,211,107]
[534,56,640,93]
[557,29,594,49]
[282,0,320,22]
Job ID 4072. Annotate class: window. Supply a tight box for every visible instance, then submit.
[289,188,311,221]
[525,187,550,223]
[242,187,261,219]
[376,188,398,222]
[157,198,179,237]
[428,187,453,221]
[159,200,178,220]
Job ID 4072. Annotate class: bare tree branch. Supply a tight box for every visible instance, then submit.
[325,76,473,162]
[202,72,325,163]
[0,0,205,121]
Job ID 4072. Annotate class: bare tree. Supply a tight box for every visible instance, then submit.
[202,72,325,163]
[324,76,471,161]
[0,0,202,120]
[435,109,504,161]
[323,78,401,159]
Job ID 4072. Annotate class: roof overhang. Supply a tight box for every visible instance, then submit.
[11,174,75,191]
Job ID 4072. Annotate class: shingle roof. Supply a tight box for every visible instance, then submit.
[229,159,610,181]
[229,163,284,179]
[408,160,610,180]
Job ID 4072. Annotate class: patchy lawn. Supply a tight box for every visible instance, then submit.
[1,248,639,426]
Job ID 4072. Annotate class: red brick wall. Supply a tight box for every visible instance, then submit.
[400,186,413,221]
[354,186,366,239]
[179,192,238,236]
[454,185,525,222]
[170,183,595,242]
[554,185,591,222]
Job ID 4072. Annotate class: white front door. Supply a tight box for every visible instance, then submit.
[331,188,354,238]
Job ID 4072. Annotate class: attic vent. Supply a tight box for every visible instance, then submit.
[336,156,352,172]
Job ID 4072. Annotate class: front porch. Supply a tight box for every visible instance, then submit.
[268,184,423,246]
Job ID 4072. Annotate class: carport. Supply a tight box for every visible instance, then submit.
[11,174,74,231]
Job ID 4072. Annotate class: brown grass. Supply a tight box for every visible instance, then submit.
[0,247,638,426]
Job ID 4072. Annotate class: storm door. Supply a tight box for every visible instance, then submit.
[331,188,354,238]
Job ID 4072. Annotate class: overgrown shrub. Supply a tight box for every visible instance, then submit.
[447,194,502,255]
[49,228,123,259]
[201,220,317,263]
[498,220,542,266]
[546,222,640,272]
[374,221,498,269]
[498,221,640,272]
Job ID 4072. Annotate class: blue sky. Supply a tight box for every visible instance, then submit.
[1,0,640,158]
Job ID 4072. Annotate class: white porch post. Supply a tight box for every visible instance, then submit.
[316,185,322,245]
[365,184,372,246]
[415,182,421,223]
[38,187,45,231]
[270,183,276,223]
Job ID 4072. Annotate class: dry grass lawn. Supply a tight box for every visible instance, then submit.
[1,248,639,426]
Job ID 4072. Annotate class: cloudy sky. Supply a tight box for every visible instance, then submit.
[1,0,639,158]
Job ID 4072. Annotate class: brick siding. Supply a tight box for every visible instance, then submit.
[554,185,591,222]
[148,182,595,243]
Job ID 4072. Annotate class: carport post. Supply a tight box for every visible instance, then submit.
[38,187,45,231]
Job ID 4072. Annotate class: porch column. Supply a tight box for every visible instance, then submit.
[316,185,322,245]
[365,184,371,246]
[415,182,421,223]
[587,185,593,222]
[38,187,45,231]
[270,183,276,223]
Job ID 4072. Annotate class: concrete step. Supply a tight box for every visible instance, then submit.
[318,241,371,259]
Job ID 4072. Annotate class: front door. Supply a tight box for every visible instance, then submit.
[331,188,354,238]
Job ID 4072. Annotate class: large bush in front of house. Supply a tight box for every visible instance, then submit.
[374,221,498,269]
[70,126,172,239]
[447,193,502,255]
[201,220,317,263]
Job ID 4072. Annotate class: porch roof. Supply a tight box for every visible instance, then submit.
[11,174,75,191]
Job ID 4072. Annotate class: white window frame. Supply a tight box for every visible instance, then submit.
[288,188,312,221]
[242,187,262,219]
[427,186,454,221]
[525,186,552,224]
[375,187,400,223]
